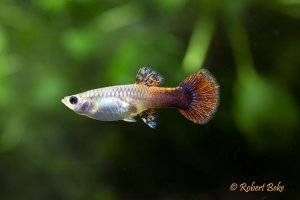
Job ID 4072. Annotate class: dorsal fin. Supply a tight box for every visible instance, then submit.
[135,67,164,87]
[140,109,158,128]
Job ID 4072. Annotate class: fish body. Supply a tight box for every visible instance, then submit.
[62,67,219,128]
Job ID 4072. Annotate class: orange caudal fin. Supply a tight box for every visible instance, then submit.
[179,69,220,124]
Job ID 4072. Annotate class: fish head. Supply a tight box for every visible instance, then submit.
[61,95,94,115]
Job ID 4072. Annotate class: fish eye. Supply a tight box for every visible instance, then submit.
[69,96,78,104]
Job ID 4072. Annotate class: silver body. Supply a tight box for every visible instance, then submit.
[62,85,149,121]
[90,96,133,121]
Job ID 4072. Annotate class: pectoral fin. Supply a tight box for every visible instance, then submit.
[140,109,158,129]
[135,67,164,87]
[123,117,137,122]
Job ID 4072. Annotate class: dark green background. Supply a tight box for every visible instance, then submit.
[0,0,299,199]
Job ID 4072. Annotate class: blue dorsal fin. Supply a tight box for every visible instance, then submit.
[140,109,158,128]
[135,67,164,87]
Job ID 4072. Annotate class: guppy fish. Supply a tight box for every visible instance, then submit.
[61,67,219,128]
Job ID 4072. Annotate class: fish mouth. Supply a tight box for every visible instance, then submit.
[61,96,74,110]
[61,97,67,105]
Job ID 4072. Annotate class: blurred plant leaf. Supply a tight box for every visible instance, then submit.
[94,3,141,33]
[61,3,142,60]
[32,0,67,12]
[182,16,215,73]
[32,73,68,110]
[233,74,299,151]
[107,31,182,84]
[0,26,8,55]
[0,28,17,106]
[227,14,299,151]
[276,0,300,5]
[274,5,300,20]
[227,18,256,80]
[154,0,187,12]
[62,28,95,59]
[0,78,12,106]
[92,187,117,200]
[0,2,41,29]
[1,114,25,151]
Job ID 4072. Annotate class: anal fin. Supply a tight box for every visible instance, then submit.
[123,117,137,122]
[140,109,158,129]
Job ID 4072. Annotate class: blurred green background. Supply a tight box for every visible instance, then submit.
[1,0,300,199]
